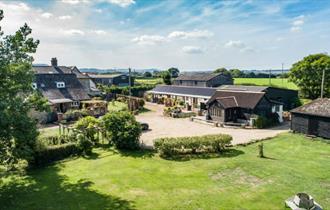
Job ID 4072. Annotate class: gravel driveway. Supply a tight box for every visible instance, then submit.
[136,102,290,148]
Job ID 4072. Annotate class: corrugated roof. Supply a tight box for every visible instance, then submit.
[291,98,330,118]
[174,72,226,81]
[207,90,266,109]
[148,85,217,98]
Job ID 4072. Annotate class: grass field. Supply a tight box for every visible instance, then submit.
[234,78,298,90]
[135,78,163,85]
[1,133,329,210]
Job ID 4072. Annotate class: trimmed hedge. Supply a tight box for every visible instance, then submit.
[154,134,232,157]
[33,143,80,166]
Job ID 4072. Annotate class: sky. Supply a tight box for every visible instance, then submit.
[1,0,330,71]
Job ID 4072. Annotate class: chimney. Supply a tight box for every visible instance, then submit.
[51,57,58,67]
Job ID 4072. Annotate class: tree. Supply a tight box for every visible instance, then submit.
[101,111,142,150]
[0,10,48,169]
[214,67,231,76]
[168,67,179,78]
[143,71,152,78]
[162,71,172,85]
[289,53,330,99]
[229,69,243,78]
[74,116,100,143]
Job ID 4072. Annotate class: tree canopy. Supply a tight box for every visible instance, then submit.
[213,67,231,76]
[289,53,330,99]
[0,10,46,169]
[168,67,179,78]
[162,71,172,85]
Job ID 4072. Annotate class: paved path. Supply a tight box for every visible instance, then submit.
[136,102,290,148]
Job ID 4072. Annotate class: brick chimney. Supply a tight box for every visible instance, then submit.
[51,57,58,66]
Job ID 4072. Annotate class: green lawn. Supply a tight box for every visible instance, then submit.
[234,78,298,90]
[1,133,329,209]
[136,78,163,85]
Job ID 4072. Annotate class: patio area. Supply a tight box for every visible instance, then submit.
[136,102,290,148]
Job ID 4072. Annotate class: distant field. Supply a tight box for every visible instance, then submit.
[136,77,298,90]
[136,78,163,85]
[234,78,298,90]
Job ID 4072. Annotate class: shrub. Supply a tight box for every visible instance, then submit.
[33,143,80,166]
[138,98,145,108]
[154,134,232,157]
[254,113,279,128]
[63,109,89,121]
[76,134,93,155]
[74,116,100,143]
[101,111,142,150]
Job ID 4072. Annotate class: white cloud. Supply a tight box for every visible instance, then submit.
[224,40,254,53]
[41,12,53,19]
[132,35,166,45]
[91,30,107,35]
[290,15,305,32]
[95,9,103,13]
[105,0,135,7]
[59,15,72,20]
[168,30,213,39]
[224,40,246,48]
[182,46,203,54]
[62,29,85,36]
[61,0,89,5]
[1,2,30,12]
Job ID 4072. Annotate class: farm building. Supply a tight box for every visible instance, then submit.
[218,85,298,110]
[147,85,217,111]
[33,58,100,96]
[291,98,330,139]
[206,90,283,125]
[89,74,134,87]
[173,72,233,87]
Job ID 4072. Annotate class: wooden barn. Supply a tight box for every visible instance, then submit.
[206,90,283,125]
[291,98,330,139]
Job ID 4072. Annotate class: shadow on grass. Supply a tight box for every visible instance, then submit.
[118,149,156,159]
[0,166,135,210]
[161,148,244,162]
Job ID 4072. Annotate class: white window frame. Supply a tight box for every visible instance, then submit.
[71,101,79,107]
[32,83,37,90]
[56,82,65,88]
[121,75,126,80]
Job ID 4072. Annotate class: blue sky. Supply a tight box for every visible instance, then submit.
[1,0,330,70]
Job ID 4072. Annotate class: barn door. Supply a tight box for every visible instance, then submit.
[308,118,319,136]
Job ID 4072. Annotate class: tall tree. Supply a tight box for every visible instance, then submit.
[214,67,231,76]
[229,69,243,78]
[168,67,179,78]
[289,53,330,99]
[0,10,45,169]
[162,71,172,85]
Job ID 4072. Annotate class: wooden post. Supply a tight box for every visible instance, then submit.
[258,143,264,158]
[59,124,61,135]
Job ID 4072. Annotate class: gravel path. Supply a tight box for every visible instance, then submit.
[136,102,290,148]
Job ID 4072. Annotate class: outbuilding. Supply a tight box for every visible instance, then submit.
[291,98,330,139]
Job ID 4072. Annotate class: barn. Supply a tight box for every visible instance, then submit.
[291,98,330,139]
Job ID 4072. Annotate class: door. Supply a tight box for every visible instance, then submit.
[308,118,319,136]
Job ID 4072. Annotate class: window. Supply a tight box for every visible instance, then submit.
[275,105,280,112]
[121,76,126,80]
[56,82,65,88]
[71,101,79,107]
[32,83,37,90]
[194,81,198,85]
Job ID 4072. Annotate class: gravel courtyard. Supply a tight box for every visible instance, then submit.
[136,102,290,147]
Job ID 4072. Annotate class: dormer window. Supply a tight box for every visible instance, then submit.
[56,82,65,88]
[32,83,37,90]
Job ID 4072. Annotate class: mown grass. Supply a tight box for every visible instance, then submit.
[1,133,329,210]
[108,101,128,112]
[135,78,163,85]
[234,78,298,90]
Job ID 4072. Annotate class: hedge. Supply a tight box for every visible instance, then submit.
[154,134,232,157]
[33,143,80,166]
